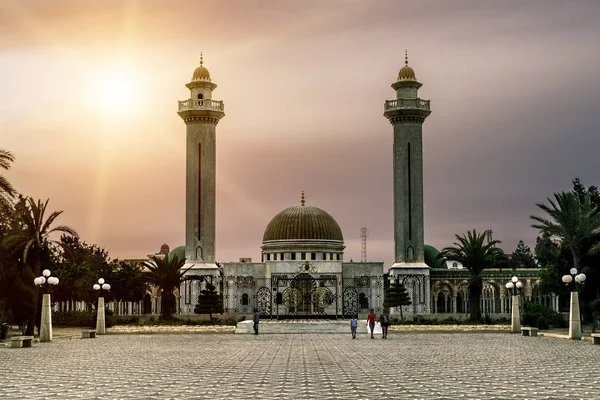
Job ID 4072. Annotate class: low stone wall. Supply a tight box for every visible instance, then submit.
[108,325,235,334]
[389,324,510,332]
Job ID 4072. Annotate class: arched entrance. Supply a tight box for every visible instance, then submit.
[274,272,341,318]
[290,273,316,315]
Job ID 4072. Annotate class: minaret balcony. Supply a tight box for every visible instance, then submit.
[178,99,225,112]
[384,98,430,112]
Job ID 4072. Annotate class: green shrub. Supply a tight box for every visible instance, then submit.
[114,316,140,325]
[54,310,114,328]
[439,317,462,325]
[521,302,566,329]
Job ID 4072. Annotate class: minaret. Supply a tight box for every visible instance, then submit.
[383,51,431,314]
[177,54,225,267]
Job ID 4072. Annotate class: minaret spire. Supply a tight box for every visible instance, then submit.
[301,191,305,206]
[383,55,431,314]
[178,57,225,266]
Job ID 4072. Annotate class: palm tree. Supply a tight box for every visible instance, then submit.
[531,191,600,272]
[2,197,78,335]
[143,255,192,320]
[0,149,16,211]
[438,230,504,321]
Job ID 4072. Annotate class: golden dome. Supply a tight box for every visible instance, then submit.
[262,193,343,242]
[192,53,211,80]
[397,50,416,81]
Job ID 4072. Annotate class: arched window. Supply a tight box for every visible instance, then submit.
[452,262,458,268]
[456,292,464,313]
[437,292,446,313]
[241,293,249,306]
[197,93,204,99]
[406,246,414,259]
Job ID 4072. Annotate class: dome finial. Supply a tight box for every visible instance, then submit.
[301,191,305,206]
[397,50,416,81]
[200,52,204,66]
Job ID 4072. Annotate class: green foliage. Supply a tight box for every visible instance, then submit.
[438,229,505,321]
[0,149,16,211]
[383,281,411,320]
[1,197,78,335]
[510,240,537,268]
[143,255,190,320]
[53,310,114,328]
[535,232,560,269]
[533,180,600,315]
[194,280,224,323]
[531,190,600,271]
[111,261,147,302]
[50,237,146,306]
[521,302,566,329]
[589,298,600,332]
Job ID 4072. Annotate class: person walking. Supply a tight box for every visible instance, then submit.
[350,315,358,339]
[367,309,376,339]
[380,310,390,339]
[253,308,259,335]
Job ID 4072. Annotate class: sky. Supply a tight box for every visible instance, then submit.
[1,0,600,265]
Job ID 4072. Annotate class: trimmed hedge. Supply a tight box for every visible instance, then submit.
[53,310,114,328]
[521,302,566,329]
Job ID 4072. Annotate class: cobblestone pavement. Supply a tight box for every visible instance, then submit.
[1,333,599,400]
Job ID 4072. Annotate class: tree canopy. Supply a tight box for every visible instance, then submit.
[194,279,224,323]
[383,280,411,320]
[143,255,190,320]
[438,229,505,321]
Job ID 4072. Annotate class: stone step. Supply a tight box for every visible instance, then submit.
[235,319,383,334]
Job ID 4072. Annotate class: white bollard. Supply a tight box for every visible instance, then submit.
[40,293,53,342]
[569,291,581,340]
[96,297,106,334]
[511,295,521,333]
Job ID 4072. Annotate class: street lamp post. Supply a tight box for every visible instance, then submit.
[562,268,586,340]
[505,275,523,333]
[93,278,111,334]
[34,269,59,342]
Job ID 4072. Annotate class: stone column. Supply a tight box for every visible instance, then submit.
[568,291,581,340]
[96,297,106,334]
[40,293,53,342]
[511,295,520,333]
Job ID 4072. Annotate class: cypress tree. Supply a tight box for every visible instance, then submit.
[194,281,223,323]
[383,281,412,320]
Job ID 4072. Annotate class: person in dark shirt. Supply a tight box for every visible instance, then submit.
[253,308,259,335]
[380,311,390,339]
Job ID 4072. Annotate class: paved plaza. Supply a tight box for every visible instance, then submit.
[1,333,599,399]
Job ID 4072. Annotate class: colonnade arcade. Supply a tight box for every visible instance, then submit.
[430,270,558,316]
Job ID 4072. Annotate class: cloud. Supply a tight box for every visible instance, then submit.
[1,0,600,264]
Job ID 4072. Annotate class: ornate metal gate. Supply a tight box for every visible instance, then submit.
[273,272,341,318]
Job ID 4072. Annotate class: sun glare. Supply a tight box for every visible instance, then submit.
[94,67,141,117]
